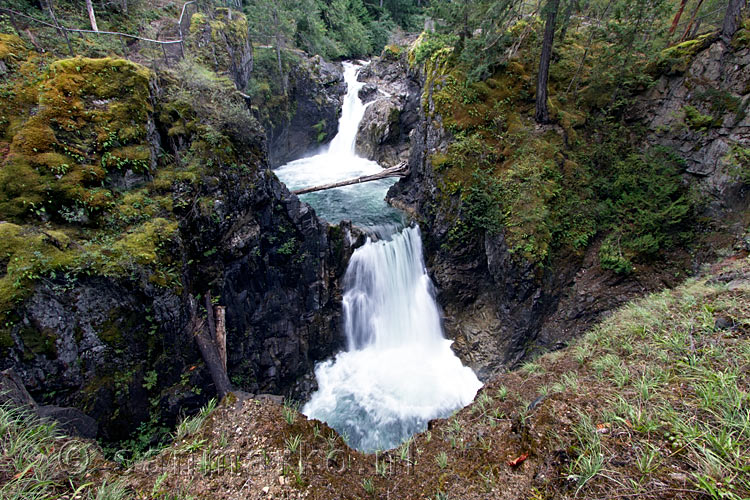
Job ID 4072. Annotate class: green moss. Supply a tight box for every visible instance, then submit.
[0,222,76,315]
[382,44,403,61]
[19,326,58,359]
[732,18,750,48]
[652,34,715,75]
[683,105,716,131]
[96,307,142,346]
[0,328,15,353]
[0,34,28,65]
[187,9,251,80]
[1,56,154,224]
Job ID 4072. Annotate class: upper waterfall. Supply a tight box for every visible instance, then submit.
[327,62,368,156]
[274,62,402,227]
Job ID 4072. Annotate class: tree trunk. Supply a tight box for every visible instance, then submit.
[722,0,744,42]
[669,0,688,35]
[121,0,127,14]
[535,0,560,124]
[558,0,578,43]
[272,7,287,95]
[44,0,74,56]
[85,0,98,31]
[189,295,232,399]
[680,0,705,42]
[214,306,227,374]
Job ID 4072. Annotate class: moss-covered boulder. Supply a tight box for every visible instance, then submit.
[0,56,156,224]
[186,8,253,90]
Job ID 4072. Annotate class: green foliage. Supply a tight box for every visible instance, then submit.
[243,0,422,59]
[683,105,716,131]
[174,399,218,441]
[421,40,693,269]
[584,126,692,273]
[729,144,750,184]
[411,32,459,66]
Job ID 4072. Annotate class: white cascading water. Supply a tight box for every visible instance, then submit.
[275,62,402,227]
[275,62,482,453]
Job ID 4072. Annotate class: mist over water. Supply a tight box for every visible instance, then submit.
[275,62,481,452]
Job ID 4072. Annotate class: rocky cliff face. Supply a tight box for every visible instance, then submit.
[630,37,750,221]
[265,56,346,167]
[355,50,421,166]
[0,37,355,442]
[388,37,749,379]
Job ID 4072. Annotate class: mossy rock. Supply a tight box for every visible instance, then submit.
[0,56,154,223]
[651,33,716,76]
[186,8,251,87]
[0,34,28,67]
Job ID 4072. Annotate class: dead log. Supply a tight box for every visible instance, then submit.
[291,162,408,196]
[189,295,232,398]
[214,306,227,373]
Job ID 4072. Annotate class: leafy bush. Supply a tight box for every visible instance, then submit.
[587,130,693,273]
[683,105,716,131]
[411,32,458,66]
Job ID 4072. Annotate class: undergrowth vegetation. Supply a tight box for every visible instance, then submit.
[403,0,748,272]
[0,401,128,499]
[554,257,750,498]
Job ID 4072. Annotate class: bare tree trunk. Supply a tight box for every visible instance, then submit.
[680,0,705,42]
[669,0,688,35]
[535,0,560,124]
[24,29,44,53]
[122,0,128,15]
[722,0,744,42]
[214,306,227,374]
[272,7,287,95]
[189,295,232,399]
[43,0,74,56]
[85,0,99,32]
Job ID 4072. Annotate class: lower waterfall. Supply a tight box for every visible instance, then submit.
[303,227,481,452]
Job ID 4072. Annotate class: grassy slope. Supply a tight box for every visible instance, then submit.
[3,252,736,499]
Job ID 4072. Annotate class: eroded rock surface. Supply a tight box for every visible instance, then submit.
[355,53,421,166]
[265,56,346,167]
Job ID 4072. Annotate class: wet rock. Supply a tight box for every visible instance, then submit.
[38,406,98,439]
[358,83,378,103]
[0,369,36,409]
[265,56,346,167]
[714,315,735,329]
[354,53,421,166]
[1,369,97,438]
